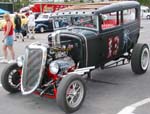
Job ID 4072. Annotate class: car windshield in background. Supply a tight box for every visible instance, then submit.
[37,14,49,20]
[53,15,98,30]
[144,9,150,13]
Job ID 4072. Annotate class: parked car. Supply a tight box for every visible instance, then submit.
[0,13,28,30]
[35,13,53,33]
[1,1,149,113]
[141,5,150,19]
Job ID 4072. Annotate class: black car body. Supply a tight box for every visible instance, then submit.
[1,1,149,113]
[49,1,141,68]
[35,13,53,33]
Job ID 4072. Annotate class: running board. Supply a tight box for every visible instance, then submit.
[67,66,95,75]
[103,58,130,69]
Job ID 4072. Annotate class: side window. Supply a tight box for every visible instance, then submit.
[123,8,136,23]
[54,16,71,28]
[101,12,120,30]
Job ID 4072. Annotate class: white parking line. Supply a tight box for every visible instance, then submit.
[0,83,2,87]
[117,98,150,114]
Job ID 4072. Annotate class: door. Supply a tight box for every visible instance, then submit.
[48,18,53,32]
[99,11,124,63]
[122,8,140,48]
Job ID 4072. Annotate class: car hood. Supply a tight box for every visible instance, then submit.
[55,27,98,39]
[35,19,48,22]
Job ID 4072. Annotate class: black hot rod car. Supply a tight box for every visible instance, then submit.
[1,1,150,113]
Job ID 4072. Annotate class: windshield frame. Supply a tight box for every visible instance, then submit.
[51,14,99,31]
[37,14,50,20]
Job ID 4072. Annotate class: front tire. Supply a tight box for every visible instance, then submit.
[57,74,86,113]
[1,63,21,93]
[131,43,150,74]
[146,15,150,20]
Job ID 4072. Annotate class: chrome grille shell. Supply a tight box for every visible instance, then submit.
[21,43,47,95]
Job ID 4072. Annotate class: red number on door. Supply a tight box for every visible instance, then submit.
[107,36,120,58]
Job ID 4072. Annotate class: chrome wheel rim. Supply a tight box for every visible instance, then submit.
[141,48,149,70]
[8,69,20,89]
[66,80,84,108]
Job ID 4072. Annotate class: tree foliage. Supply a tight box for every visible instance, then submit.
[0,0,30,11]
[137,0,150,6]
[13,0,30,12]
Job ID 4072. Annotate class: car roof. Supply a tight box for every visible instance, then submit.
[95,1,140,14]
[51,1,140,16]
[59,1,118,11]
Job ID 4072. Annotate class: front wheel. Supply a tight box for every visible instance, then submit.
[56,74,86,113]
[131,43,150,74]
[146,15,150,20]
[1,63,21,93]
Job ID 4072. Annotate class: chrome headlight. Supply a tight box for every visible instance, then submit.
[49,61,59,74]
[17,55,24,67]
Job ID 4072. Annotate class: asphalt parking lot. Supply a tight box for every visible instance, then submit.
[0,20,150,114]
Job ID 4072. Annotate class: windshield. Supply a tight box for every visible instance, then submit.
[145,9,150,13]
[37,14,49,20]
[52,15,98,30]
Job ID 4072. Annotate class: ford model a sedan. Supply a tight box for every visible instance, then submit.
[1,1,150,113]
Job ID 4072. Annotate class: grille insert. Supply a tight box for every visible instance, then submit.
[21,48,45,94]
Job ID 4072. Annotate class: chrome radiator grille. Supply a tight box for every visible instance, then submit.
[21,45,47,95]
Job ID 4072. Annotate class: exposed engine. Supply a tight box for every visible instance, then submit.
[48,31,76,75]
[52,57,75,75]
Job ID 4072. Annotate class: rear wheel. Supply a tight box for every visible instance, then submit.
[40,27,44,33]
[131,43,149,74]
[1,63,21,93]
[57,74,86,113]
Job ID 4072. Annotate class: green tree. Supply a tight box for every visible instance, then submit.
[138,0,150,6]
[13,0,30,12]
[1,0,10,2]
[1,0,30,12]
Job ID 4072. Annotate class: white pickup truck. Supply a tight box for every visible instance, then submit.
[141,6,150,19]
